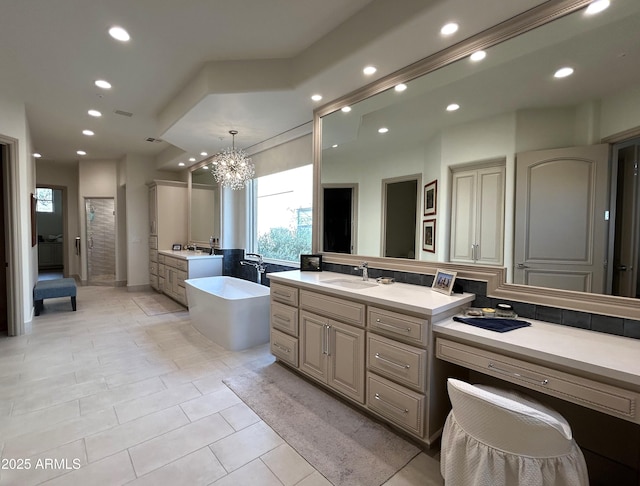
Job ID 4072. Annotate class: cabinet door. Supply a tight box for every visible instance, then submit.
[299,311,328,383]
[149,185,157,235]
[475,166,504,265]
[328,319,365,403]
[450,171,477,263]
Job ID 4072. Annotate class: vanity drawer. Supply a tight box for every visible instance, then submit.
[271,329,298,367]
[149,261,158,276]
[149,236,158,250]
[174,259,188,271]
[164,256,177,269]
[270,301,298,336]
[158,254,165,264]
[300,290,365,327]
[436,338,640,423]
[271,283,299,307]
[150,249,158,263]
[368,306,428,347]
[367,373,424,437]
[368,334,427,393]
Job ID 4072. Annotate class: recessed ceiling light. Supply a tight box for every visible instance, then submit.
[585,0,610,15]
[441,22,459,36]
[470,50,486,61]
[395,83,407,92]
[378,127,389,134]
[108,26,130,42]
[200,152,208,156]
[446,103,460,111]
[189,157,196,162]
[554,67,574,78]
[95,80,112,90]
[88,109,102,117]
[82,130,94,136]
[341,106,351,113]
[311,94,323,101]
[363,66,377,75]
[77,150,87,156]
[178,162,185,167]
[33,153,41,158]
[202,166,208,170]
[332,144,338,148]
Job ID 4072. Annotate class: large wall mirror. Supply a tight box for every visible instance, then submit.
[188,165,221,247]
[314,0,640,319]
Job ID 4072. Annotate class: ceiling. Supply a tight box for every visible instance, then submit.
[0,0,549,170]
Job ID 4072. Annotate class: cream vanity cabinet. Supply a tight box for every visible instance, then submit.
[268,271,474,446]
[158,251,223,306]
[450,163,505,265]
[148,180,188,291]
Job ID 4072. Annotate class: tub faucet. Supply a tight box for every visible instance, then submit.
[241,253,266,284]
[355,262,369,281]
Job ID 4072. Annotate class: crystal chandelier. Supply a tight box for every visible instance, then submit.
[211,130,255,190]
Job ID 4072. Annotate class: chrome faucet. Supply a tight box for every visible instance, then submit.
[354,261,369,281]
[241,253,266,284]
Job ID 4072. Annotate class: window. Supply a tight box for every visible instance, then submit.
[253,165,313,263]
[36,188,54,213]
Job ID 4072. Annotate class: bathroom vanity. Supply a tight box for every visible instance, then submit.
[268,270,474,446]
[156,250,223,306]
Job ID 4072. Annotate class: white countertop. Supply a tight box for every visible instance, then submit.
[267,270,474,316]
[158,250,223,261]
[434,316,640,389]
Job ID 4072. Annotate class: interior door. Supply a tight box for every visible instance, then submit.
[383,177,419,259]
[514,145,609,292]
[0,146,7,334]
[323,185,356,253]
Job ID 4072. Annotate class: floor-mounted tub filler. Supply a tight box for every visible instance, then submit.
[185,276,270,351]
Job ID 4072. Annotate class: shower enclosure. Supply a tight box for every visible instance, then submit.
[85,198,115,285]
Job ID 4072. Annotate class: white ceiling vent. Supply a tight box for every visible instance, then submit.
[114,109,133,117]
[145,137,163,143]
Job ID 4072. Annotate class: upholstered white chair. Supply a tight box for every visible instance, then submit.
[441,378,589,486]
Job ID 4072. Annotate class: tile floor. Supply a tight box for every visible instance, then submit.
[0,286,444,485]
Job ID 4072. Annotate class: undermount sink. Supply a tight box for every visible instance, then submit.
[323,278,378,290]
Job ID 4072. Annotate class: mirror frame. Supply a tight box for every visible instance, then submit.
[312,0,640,320]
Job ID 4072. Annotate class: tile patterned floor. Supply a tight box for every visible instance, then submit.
[0,286,444,485]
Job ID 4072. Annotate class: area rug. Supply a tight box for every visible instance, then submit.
[224,362,420,486]
[132,294,186,316]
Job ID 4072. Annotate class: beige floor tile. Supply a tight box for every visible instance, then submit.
[0,439,87,486]
[3,372,77,401]
[383,452,444,486]
[104,361,178,388]
[128,412,234,477]
[211,458,283,486]
[209,420,284,473]
[159,360,231,389]
[295,471,333,486]
[79,376,166,415]
[180,387,241,422]
[114,381,201,424]
[2,408,117,459]
[85,405,189,462]
[127,447,227,486]
[11,378,108,415]
[261,443,315,486]
[219,402,261,431]
[0,400,80,441]
[39,450,136,486]
[191,373,228,395]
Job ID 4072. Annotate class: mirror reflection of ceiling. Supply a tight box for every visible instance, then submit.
[322,0,640,157]
[320,0,640,297]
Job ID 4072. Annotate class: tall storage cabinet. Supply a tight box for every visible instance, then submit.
[148,180,187,291]
[450,163,505,265]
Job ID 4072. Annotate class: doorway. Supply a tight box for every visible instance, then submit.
[382,175,420,259]
[609,138,640,298]
[322,185,358,254]
[0,145,7,334]
[85,198,116,285]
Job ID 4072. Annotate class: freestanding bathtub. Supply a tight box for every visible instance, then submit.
[184,276,271,351]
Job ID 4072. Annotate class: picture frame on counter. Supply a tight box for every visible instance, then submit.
[172,243,182,251]
[300,254,323,271]
[432,269,457,295]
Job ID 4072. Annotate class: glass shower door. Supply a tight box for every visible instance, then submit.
[85,198,115,285]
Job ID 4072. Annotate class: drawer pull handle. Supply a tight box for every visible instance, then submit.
[374,393,409,414]
[273,314,290,322]
[375,319,411,333]
[488,362,549,386]
[273,343,291,354]
[375,353,410,370]
[274,290,291,298]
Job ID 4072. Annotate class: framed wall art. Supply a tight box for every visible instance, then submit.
[432,268,457,295]
[422,219,436,253]
[424,179,437,216]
